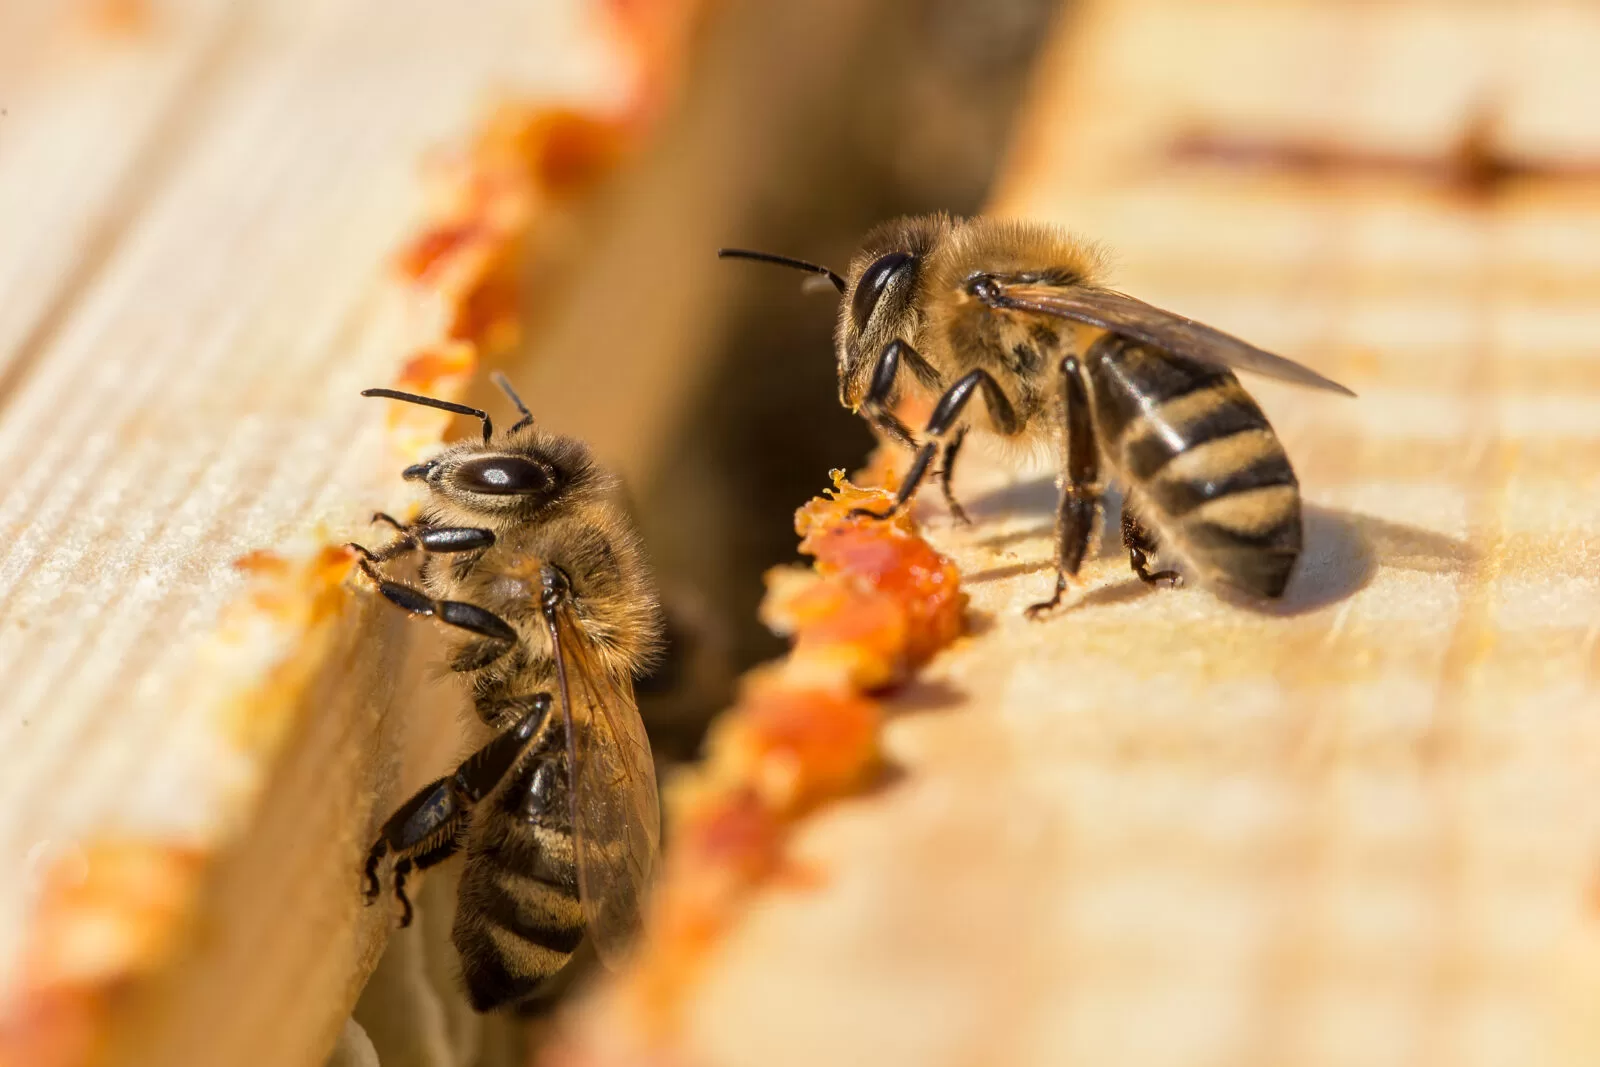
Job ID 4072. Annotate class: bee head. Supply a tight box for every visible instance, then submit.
[831,215,956,409]
[367,375,600,521]
[717,215,953,410]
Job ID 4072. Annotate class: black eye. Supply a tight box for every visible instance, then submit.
[454,456,554,496]
[850,251,915,331]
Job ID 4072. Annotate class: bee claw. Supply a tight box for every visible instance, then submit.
[1025,573,1072,620]
[847,506,894,521]
[1024,597,1063,620]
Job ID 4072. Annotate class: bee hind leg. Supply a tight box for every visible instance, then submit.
[362,839,389,902]
[363,780,468,928]
[850,357,1018,521]
[363,697,552,925]
[1026,355,1099,620]
[1120,505,1182,587]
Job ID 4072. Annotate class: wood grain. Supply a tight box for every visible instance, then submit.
[0,2,619,1063]
[560,2,1600,1065]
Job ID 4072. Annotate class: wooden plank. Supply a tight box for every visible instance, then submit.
[0,2,624,1063]
[549,3,1600,1065]
[0,0,238,386]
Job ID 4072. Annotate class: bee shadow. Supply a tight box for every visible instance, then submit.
[1228,505,1475,616]
[958,476,1474,616]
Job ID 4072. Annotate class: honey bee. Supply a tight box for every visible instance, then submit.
[721,214,1354,614]
[352,374,663,1010]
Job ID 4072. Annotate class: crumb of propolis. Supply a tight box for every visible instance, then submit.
[396,341,477,397]
[795,470,913,541]
[0,841,205,1067]
[602,0,712,126]
[795,486,967,668]
[445,258,522,352]
[623,787,785,1030]
[396,222,490,283]
[528,109,632,199]
[233,549,290,579]
[705,672,881,815]
[807,525,965,666]
[761,568,908,690]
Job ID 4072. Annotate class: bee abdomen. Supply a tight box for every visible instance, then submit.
[453,835,585,1011]
[1144,429,1297,518]
[1091,339,1302,598]
[1181,484,1301,597]
[1142,425,1300,598]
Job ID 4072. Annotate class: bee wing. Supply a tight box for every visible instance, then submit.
[981,279,1356,396]
[543,596,660,969]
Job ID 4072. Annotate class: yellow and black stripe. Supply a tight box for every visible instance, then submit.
[452,759,586,1012]
[1087,335,1301,597]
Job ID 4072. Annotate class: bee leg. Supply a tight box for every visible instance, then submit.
[1120,505,1182,587]
[348,530,417,564]
[356,558,518,663]
[937,428,972,525]
[850,365,1018,520]
[362,839,389,902]
[372,512,409,532]
[392,858,417,927]
[364,778,467,927]
[365,697,552,924]
[1026,356,1099,619]
[413,527,495,553]
[350,518,494,563]
[859,339,919,450]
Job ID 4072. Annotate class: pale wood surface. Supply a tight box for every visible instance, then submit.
[0,2,617,1063]
[619,3,1600,1066]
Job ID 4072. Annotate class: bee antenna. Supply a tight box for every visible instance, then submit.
[718,247,846,294]
[361,388,493,444]
[491,371,535,433]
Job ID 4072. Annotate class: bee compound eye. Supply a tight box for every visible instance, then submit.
[851,251,915,331]
[454,456,554,496]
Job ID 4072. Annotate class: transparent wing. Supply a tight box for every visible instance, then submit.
[543,595,660,969]
[979,279,1356,396]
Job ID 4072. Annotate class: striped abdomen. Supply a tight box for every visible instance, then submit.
[452,754,585,1011]
[1086,334,1301,597]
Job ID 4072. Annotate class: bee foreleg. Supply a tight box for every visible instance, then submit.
[357,558,519,662]
[850,366,1017,521]
[1120,505,1182,587]
[1026,356,1099,619]
[860,340,918,450]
